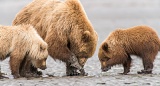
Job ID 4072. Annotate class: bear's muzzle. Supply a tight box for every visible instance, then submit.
[101,66,111,72]
[40,66,47,70]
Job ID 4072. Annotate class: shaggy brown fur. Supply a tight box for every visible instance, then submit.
[13,0,98,76]
[0,25,48,78]
[98,25,160,74]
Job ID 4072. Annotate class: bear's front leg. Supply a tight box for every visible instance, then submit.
[67,54,88,76]
[21,66,42,78]
[68,54,82,70]
[66,63,88,76]
[79,68,88,76]
[19,55,42,78]
[45,40,83,76]
[121,55,132,75]
[30,65,42,77]
[10,56,22,79]
[78,57,88,76]
[22,65,42,78]
[19,56,30,77]
[66,64,80,76]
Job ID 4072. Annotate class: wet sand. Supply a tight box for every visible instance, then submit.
[0,0,160,85]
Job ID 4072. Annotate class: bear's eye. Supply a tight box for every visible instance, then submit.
[40,46,45,51]
[101,58,105,62]
[44,58,47,61]
[106,57,110,61]
[101,57,110,62]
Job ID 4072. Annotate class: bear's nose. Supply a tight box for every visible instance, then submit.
[101,68,107,72]
[41,66,47,70]
[101,66,111,72]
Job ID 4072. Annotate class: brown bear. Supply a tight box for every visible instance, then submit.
[0,24,48,78]
[98,25,160,74]
[13,0,98,76]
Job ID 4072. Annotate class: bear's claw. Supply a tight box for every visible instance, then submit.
[25,72,42,78]
[102,66,111,72]
[66,67,88,76]
[119,73,128,75]
[67,69,80,76]
[137,69,152,74]
[13,74,21,79]
[20,70,42,78]
[0,72,8,79]
[79,69,88,76]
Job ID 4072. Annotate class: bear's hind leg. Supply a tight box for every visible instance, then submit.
[137,54,156,74]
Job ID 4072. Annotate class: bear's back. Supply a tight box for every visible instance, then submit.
[116,25,160,55]
[123,26,159,43]
[0,26,14,60]
[0,26,13,43]
[13,0,62,39]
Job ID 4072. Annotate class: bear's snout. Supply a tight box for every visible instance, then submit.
[40,66,47,70]
[101,66,111,72]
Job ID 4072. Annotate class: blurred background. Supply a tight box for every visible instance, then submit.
[1,0,160,44]
[0,0,160,85]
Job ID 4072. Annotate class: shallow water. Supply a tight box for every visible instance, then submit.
[1,0,160,86]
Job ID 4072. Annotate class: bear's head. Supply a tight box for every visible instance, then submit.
[98,42,112,72]
[31,58,47,70]
[28,35,48,70]
[15,25,48,70]
[70,30,98,67]
[50,0,98,67]
[98,40,126,72]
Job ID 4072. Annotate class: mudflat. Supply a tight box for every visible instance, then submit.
[0,0,160,85]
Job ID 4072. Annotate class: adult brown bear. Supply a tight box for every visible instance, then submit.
[98,25,160,74]
[13,0,98,76]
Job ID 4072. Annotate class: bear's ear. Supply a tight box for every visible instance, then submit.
[40,44,46,51]
[102,42,108,52]
[82,31,91,42]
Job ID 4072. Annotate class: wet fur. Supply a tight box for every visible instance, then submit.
[13,0,97,76]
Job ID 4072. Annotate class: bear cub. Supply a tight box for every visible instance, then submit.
[98,25,160,74]
[0,24,48,78]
